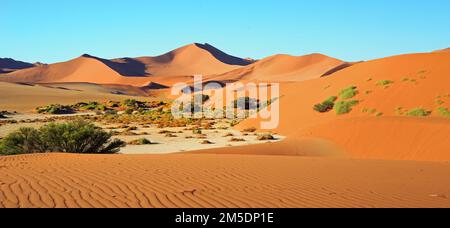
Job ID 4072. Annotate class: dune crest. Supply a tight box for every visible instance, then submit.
[207,53,346,82]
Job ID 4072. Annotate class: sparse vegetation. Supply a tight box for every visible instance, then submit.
[339,86,358,99]
[334,100,359,115]
[376,80,394,87]
[437,107,450,117]
[201,140,213,145]
[436,99,445,105]
[36,104,74,115]
[242,127,257,133]
[313,96,337,113]
[375,112,384,117]
[406,108,431,117]
[229,138,246,142]
[128,138,153,145]
[0,120,125,156]
[256,134,275,141]
[233,97,260,110]
[223,133,234,137]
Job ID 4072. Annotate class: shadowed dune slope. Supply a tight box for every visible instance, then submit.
[206,53,345,82]
[236,52,450,161]
[1,153,450,208]
[0,58,34,73]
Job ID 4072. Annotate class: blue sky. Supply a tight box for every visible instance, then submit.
[1,0,450,63]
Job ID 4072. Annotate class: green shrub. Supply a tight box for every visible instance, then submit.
[437,107,450,117]
[334,100,359,115]
[233,97,260,110]
[376,80,394,86]
[406,108,431,117]
[436,100,445,105]
[36,104,74,114]
[193,129,203,134]
[339,86,358,99]
[0,120,125,156]
[124,109,134,115]
[313,96,337,113]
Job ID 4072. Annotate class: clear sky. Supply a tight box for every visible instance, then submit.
[1,0,450,63]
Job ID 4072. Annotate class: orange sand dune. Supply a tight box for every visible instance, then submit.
[237,52,450,161]
[206,53,345,82]
[131,43,253,76]
[0,43,251,86]
[1,153,450,208]
[0,82,157,112]
[0,55,153,86]
[300,117,450,161]
[433,47,450,53]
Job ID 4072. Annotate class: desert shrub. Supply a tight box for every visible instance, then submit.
[406,108,431,117]
[376,80,394,86]
[0,120,125,155]
[201,140,213,145]
[242,127,257,133]
[313,96,337,113]
[124,109,134,115]
[36,104,74,115]
[339,86,358,99]
[104,110,118,115]
[128,138,152,145]
[437,107,450,117]
[257,134,275,141]
[229,138,246,142]
[122,99,146,108]
[193,128,203,134]
[436,100,445,105]
[0,114,6,119]
[334,100,359,115]
[233,97,260,110]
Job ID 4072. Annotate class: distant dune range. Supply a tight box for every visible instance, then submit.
[0,58,35,73]
[2,45,450,208]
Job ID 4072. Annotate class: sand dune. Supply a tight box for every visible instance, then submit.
[206,53,346,82]
[0,82,157,112]
[1,153,449,208]
[0,58,34,73]
[238,52,450,161]
[0,43,252,86]
[433,47,450,53]
[131,43,253,77]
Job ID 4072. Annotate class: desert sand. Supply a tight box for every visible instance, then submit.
[1,45,450,208]
[1,153,450,208]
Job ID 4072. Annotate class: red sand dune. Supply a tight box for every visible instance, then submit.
[238,52,450,161]
[206,53,346,82]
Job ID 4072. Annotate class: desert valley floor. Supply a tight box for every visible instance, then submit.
[1,44,450,208]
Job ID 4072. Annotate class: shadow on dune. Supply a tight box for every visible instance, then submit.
[0,58,34,70]
[321,62,359,77]
[81,54,149,77]
[195,43,254,66]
